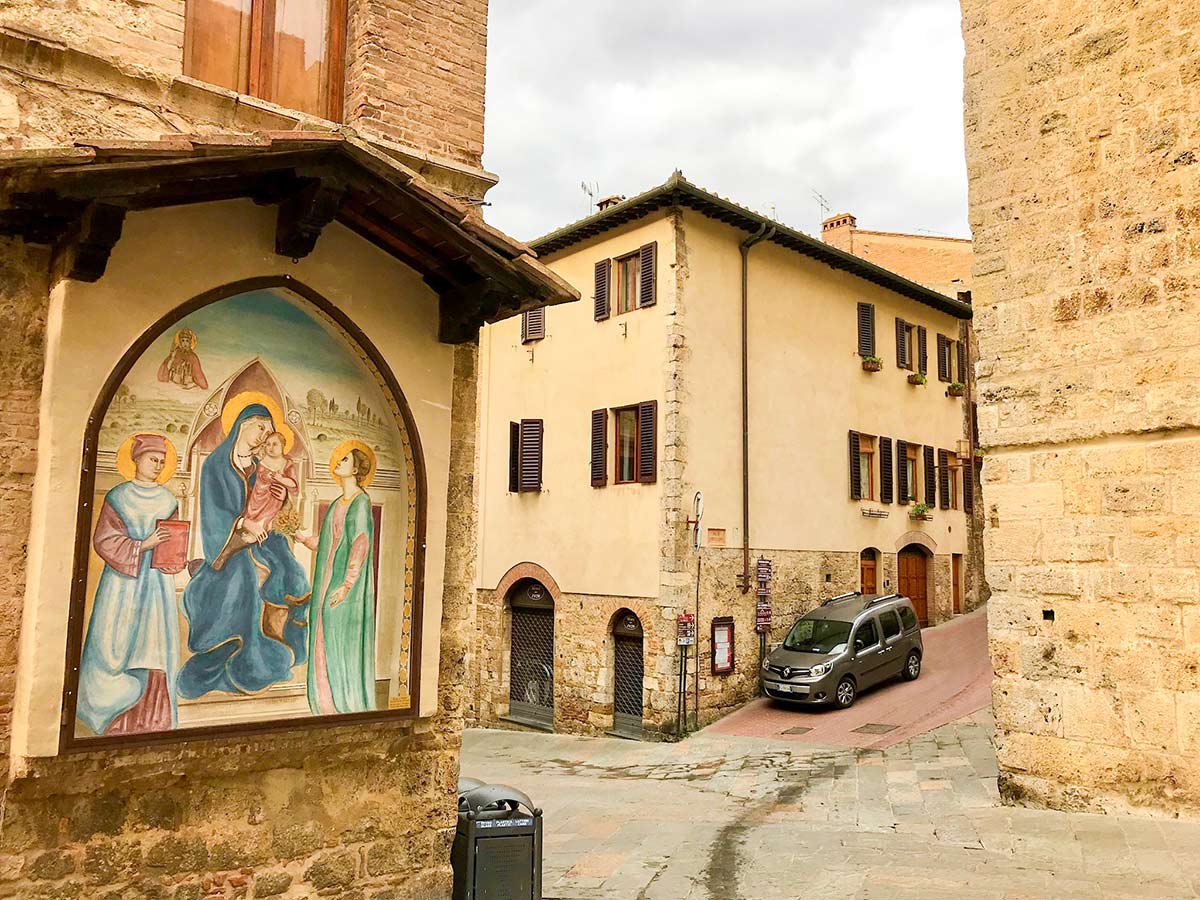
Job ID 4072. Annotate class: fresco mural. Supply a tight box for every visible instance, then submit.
[71,288,418,741]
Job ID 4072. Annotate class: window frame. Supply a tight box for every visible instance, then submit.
[858,434,876,501]
[183,0,348,122]
[613,252,641,315]
[946,451,960,510]
[613,404,640,484]
[854,618,881,653]
[905,444,919,504]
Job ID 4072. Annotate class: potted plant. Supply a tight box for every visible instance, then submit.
[907,372,927,386]
[861,355,882,372]
[909,502,932,520]
[947,381,966,397]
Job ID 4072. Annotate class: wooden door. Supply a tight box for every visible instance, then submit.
[860,555,877,594]
[898,548,929,625]
[952,554,962,615]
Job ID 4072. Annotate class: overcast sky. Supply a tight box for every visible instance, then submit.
[482,0,969,244]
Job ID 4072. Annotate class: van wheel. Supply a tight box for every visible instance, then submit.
[903,651,922,681]
[834,677,856,709]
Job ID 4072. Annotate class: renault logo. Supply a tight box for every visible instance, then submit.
[782,667,793,679]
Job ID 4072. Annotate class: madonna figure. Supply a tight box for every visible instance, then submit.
[177,393,311,698]
[296,442,377,714]
[77,433,180,736]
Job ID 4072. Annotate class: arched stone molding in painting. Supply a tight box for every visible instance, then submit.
[60,275,429,749]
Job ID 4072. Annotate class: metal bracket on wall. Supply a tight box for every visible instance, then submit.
[861,508,890,518]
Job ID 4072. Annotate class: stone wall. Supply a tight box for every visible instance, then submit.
[962,0,1200,814]
[0,342,479,899]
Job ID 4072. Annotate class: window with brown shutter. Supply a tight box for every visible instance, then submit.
[879,437,894,504]
[917,326,928,375]
[615,252,640,314]
[637,400,657,483]
[896,439,909,503]
[957,340,968,384]
[938,448,951,509]
[521,307,545,343]
[594,259,611,321]
[923,445,936,506]
[964,456,977,513]
[517,419,543,492]
[639,242,657,307]
[856,303,875,357]
[859,434,876,500]
[848,430,862,500]
[508,422,520,493]
[896,319,914,369]
[937,334,950,381]
[590,408,607,487]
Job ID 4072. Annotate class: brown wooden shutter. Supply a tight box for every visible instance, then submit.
[937,334,950,381]
[896,439,908,503]
[594,258,611,321]
[637,400,657,483]
[508,421,520,493]
[879,437,893,504]
[957,340,968,383]
[856,303,875,357]
[521,307,545,343]
[518,419,543,492]
[964,456,976,513]
[590,408,607,487]
[923,445,936,505]
[638,242,657,307]
[848,430,862,500]
[895,318,906,368]
[938,448,951,509]
[917,326,928,375]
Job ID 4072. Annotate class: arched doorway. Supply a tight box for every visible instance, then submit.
[898,545,930,625]
[860,548,880,594]
[610,609,644,738]
[508,579,555,728]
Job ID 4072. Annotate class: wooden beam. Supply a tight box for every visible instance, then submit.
[438,278,520,344]
[275,177,347,260]
[54,202,127,282]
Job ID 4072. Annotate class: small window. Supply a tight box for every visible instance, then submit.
[615,406,639,483]
[521,308,545,343]
[905,444,919,504]
[508,419,543,492]
[854,619,879,651]
[947,451,960,510]
[880,611,901,641]
[615,253,641,314]
[896,319,915,369]
[858,434,876,501]
[899,606,919,631]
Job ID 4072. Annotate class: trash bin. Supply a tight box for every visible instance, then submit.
[451,778,543,900]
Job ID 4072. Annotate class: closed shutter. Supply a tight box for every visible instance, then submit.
[848,430,862,500]
[638,242,657,307]
[896,439,908,503]
[590,408,607,487]
[917,326,928,375]
[856,303,875,357]
[879,437,893,504]
[594,259,611,321]
[521,307,545,343]
[508,421,520,493]
[964,456,976,513]
[637,400,657,483]
[518,419,543,492]
[923,445,936,505]
[938,448,951,509]
[895,318,907,368]
[937,334,950,381]
[957,340,968,383]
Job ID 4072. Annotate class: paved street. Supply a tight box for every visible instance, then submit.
[463,710,1200,899]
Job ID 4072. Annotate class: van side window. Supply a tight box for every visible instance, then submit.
[854,619,879,651]
[899,607,918,631]
[880,611,901,641]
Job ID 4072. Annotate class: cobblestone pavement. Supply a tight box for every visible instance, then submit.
[462,711,1200,900]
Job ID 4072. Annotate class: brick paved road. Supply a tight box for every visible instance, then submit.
[462,711,1200,900]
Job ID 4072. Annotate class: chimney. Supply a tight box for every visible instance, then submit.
[596,194,625,212]
[821,212,857,251]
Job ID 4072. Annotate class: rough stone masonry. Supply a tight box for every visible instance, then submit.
[962,0,1200,815]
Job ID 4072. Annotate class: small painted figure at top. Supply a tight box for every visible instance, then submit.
[157,327,208,390]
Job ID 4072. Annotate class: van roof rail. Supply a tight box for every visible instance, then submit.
[821,590,861,606]
[865,592,902,607]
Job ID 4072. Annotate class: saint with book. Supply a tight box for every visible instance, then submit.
[77,433,187,736]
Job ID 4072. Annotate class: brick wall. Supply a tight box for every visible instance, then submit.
[963,0,1200,814]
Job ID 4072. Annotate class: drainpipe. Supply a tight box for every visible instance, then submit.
[739,223,775,593]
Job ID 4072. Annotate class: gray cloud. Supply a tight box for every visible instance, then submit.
[482,0,969,244]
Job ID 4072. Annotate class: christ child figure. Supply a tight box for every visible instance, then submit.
[212,432,298,571]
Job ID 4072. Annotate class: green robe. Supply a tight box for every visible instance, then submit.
[307,491,375,714]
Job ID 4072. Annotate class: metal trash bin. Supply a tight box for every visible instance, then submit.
[451,778,543,900]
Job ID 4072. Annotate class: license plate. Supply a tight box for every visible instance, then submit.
[774,684,807,696]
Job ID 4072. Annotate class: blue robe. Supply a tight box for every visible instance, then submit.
[77,480,180,734]
[177,404,311,697]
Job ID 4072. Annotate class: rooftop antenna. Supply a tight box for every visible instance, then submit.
[810,188,831,224]
[581,180,599,215]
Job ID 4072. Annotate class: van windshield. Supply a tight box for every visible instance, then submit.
[783,617,853,654]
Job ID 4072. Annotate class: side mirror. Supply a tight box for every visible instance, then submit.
[854,639,865,652]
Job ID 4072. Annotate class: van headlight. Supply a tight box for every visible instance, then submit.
[760,659,771,672]
[810,662,831,677]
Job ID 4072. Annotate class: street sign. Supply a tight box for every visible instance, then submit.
[676,612,696,646]
[755,598,772,634]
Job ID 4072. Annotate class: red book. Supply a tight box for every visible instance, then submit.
[151,519,190,574]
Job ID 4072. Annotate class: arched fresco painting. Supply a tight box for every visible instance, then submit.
[67,284,422,743]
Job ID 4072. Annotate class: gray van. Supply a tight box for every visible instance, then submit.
[760,592,923,709]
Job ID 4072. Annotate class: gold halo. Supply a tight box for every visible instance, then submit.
[172,328,198,350]
[220,390,294,453]
[116,433,178,484]
[329,440,377,488]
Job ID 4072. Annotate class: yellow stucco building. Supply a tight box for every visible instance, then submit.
[470,173,983,738]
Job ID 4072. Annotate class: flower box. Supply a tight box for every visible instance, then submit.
[907,372,927,386]
[909,504,933,521]
[947,382,966,397]
[861,356,882,372]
